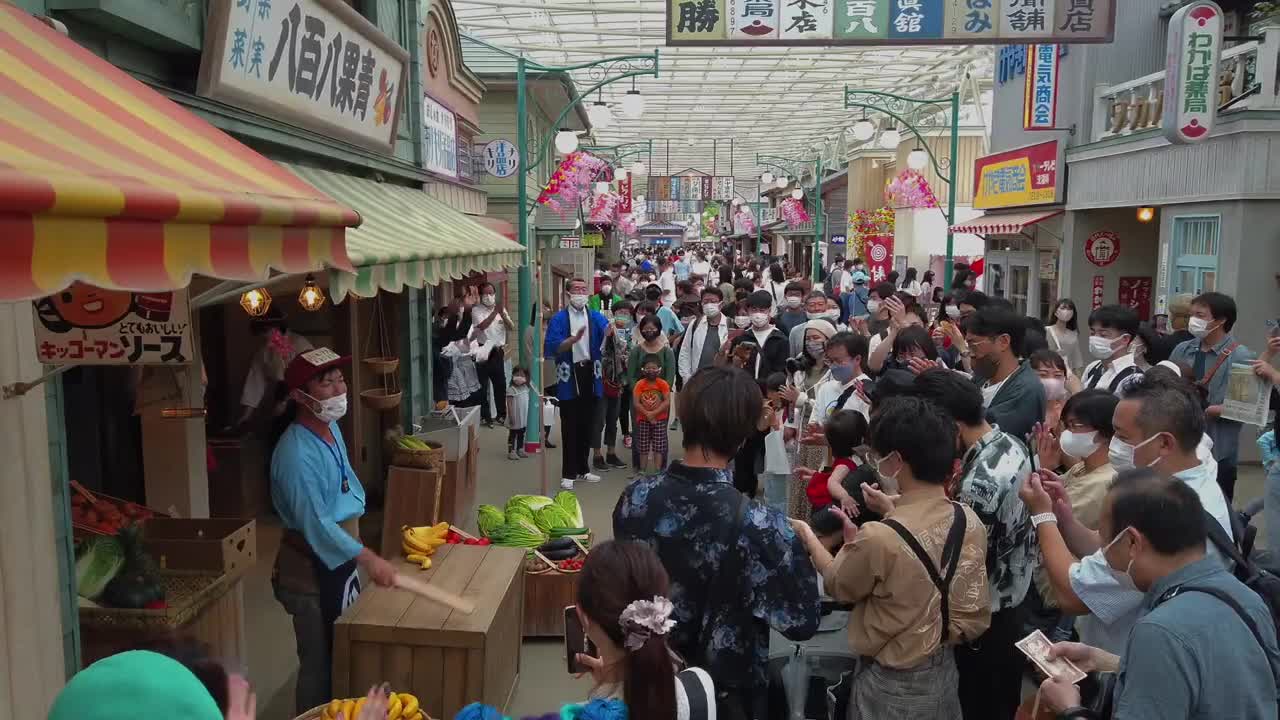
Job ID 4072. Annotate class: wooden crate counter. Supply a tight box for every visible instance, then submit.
[333,544,525,719]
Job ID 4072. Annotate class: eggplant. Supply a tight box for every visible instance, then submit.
[537,537,577,553]
[541,546,579,561]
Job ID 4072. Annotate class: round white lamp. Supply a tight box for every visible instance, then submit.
[631,161,646,176]
[852,119,875,141]
[878,128,901,150]
[622,90,645,118]
[554,130,579,155]
[907,148,929,170]
[776,177,789,189]
[587,101,613,130]
[594,181,609,195]
[791,188,804,200]
[615,167,629,181]
[761,171,775,185]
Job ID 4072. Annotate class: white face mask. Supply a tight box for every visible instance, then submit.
[1188,316,1217,338]
[1059,429,1099,459]
[1075,528,1138,593]
[734,316,752,329]
[1055,308,1074,323]
[750,312,770,329]
[600,284,612,295]
[1088,334,1126,360]
[482,294,496,307]
[569,294,588,310]
[867,300,882,314]
[1108,433,1163,472]
[1041,377,1068,402]
[703,303,721,317]
[302,391,348,423]
[945,305,961,319]
[873,452,901,486]
[786,297,803,310]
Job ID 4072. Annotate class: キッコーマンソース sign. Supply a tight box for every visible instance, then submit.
[972,140,1062,209]
[33,284,193,365]
[199,0,409,154]
[670,0,1116,45]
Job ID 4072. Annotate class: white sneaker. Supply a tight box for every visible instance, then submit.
[560,477,576,490]
[578,472,603,483]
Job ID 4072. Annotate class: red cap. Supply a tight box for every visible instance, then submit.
[284,348,350,390]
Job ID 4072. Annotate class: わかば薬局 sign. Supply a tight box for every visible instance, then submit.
[1163,1,1223,145]
[972,140,1061,210]
[199,0,408,155]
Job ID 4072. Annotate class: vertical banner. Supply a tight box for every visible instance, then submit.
[1000,0,1055,38]
[728,0,781,38]
[780,0,835,40]
[1023,43,1060,130]
[866,234,894,285]
[701,176,713,200]
[1163,1,1222,144]
[836,0,890,40]
[618,176,633,214]
[1119,277,1153,321]
[1091,275,1106,310]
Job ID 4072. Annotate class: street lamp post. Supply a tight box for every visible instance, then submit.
[845,88,961,289]
[757,153,824,283]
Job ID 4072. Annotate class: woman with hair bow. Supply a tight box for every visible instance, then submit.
[572,540,717,720]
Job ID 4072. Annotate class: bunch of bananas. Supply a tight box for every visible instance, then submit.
[402,522,449,570]
[396,435,434,451]
[321,692,421,720]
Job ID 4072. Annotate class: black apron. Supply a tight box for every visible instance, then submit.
[274,518,363,650]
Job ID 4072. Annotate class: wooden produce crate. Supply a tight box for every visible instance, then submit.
[333,544,524,720]
[143,518,256,576]
[207,436,270,519]
[440,425,479,531]
[522,539,590,638]
[379,465,445,558]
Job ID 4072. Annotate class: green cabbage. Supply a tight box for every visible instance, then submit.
[506,495,554,513]
[476,505,506,537]
[505,505,536,528]
[554,490,585,528]
[488,519,547,548]
[534,503,575,532]
[76,535,125,600]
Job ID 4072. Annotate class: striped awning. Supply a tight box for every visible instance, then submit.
[949,209,1064,235]
[0,4,358,302]
[282,165,527,301]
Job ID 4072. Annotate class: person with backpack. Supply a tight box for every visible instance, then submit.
[1081,305,1142,395]
[791,395,991,719]
[1034,469,1280,720]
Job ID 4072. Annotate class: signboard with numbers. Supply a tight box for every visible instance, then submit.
[199,0,408,154]
[972,140,1062,209]
[33,284,193,365]
[1024,44,1060,130]
[423,96,457,178]
[1163,1,1223,145]
[668,0,1114,45]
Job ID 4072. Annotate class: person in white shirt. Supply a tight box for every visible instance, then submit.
[1019,371,1232,656]
[471,282,513,427]
[1081,305,1141,394]
[235,309,313,427]
[690,252,712,279]
[899,267,923,302]
[811,332,872,428]
[657,259,677,309]
[1046,298,1085,371]
[545,278,610,490]
[676,286,729,382]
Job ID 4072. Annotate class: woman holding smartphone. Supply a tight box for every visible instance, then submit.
[571,541,716,720]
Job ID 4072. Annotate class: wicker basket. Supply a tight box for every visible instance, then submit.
[79,571,231,631]
[391,441,445,472]
[362,356,400,375]
[293,700,432,720]
[525,537,591,575]
[360,388,402,411]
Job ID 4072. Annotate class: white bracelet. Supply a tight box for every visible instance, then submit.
[1031,512,1058,528]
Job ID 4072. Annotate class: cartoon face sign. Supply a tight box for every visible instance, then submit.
[40,282,134,330]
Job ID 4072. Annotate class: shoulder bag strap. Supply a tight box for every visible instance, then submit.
[1198,342,1241,388]
[1158,584,1272,673]
[1201,509,1247,569]
[834,382,861,413]
[676,667,714,720]
[1106,365,1140,393]
[881,502,967,642]
[695,491,750,660]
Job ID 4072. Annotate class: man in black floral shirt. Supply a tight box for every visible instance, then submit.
[614,366,821,717]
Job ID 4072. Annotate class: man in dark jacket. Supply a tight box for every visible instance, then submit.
[965,306,1047,443]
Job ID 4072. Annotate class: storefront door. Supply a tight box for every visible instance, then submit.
[985,251,1039,317]
[1171,215,1220,296]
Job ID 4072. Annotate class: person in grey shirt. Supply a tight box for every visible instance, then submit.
[1038,469,1280,720]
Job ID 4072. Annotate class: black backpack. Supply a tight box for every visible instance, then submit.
[1198,509,1280,656]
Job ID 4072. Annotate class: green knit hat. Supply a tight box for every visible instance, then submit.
[49,650,223,720]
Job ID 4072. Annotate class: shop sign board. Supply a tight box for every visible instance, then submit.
[866,233,894,284]
[669,0,1114,45]
[713,176,736,201]
[482,139,519,178]
[558,236,581,249]
[830,233,847,245]
[423,96,458,178]
[1163,1,1223,145]
[1119,276,1153,321]
[582,232,605,248]
[619,176,633,214]
[1091,275,1105,310]
[1084,230,1120,267]
[1023,44,1060,130]
[972,140,1061,209]
[199,0,409,155]
[33,284,193,365]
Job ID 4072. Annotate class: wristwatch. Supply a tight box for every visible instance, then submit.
[1031,512,1058,528]
[1058,707,1099,719]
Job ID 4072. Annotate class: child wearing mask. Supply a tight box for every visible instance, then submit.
[632,357,671,473]
[506,366,531,460]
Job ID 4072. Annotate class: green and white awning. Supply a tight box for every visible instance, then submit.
[283,164,526,301]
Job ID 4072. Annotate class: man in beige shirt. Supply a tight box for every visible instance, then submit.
[794,395,990,720]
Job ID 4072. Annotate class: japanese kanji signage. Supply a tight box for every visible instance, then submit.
[1119,276,1153,321]
[1084,230,1120,267]
[651,176,736,201]
[712,176,736,201]
[582,232,606,248]
[1023,44,1060,130]
[972,140,1062,209]
[33,283,193,365]
[423,95,457,178]
[199,0,408,154]
[482,139,519,178]
[1163,1,1222,145]
[865,233,895,285]
[669,0,1114,45]
[619,175,633,214]
[1091,275,1105,310]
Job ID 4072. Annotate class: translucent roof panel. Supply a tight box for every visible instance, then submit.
[451,0,995,193]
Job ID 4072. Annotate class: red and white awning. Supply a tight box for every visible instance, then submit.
[949,209,1064,235]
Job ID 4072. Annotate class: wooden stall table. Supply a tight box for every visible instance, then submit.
[333,544,525,720]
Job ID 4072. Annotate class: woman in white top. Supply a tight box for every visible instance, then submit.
[577,541,717,720]
[899,267,923,302]
[1046,298,1085,371]
[782,321,837,520]
[919,270,937,308]
[766,263,789,308]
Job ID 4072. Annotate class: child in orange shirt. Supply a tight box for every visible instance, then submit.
[632,357,671,473]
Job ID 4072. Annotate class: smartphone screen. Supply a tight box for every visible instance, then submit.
[564,605,597,674]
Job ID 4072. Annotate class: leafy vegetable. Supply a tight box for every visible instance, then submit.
[553,491,585,528]
[76,535,125,600]
[487,523,548,548]
[506,495,555,513]
[476,505,506,537]
[534,503,575,532]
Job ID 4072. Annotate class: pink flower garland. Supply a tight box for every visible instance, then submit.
[884,170,940,209]
[536,152,608,216]
[780,198,811,228]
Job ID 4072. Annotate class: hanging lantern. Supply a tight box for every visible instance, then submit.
[622,89,645,118]
[631,160,647,176]
[761,171,775,185]
[240,287,271,317]
[554,130,579,155]
[907,148,929,170]
[852,118,876,141]
[791,188,804,200]
[298,274,326,311]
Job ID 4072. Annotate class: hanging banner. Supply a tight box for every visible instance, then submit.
[33,284,193,365]
[669,0,1113,45]
[972,140,1062,209]
[423,95,458,178]
[1091,275,1106,310]
[701,176,714,200]
[865,234,894,285]
[1163,1,1222,145]
[1023,43,1060,130]
[713,176,736,200]
[618,176,633,214]
[1119,276,1153,321]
